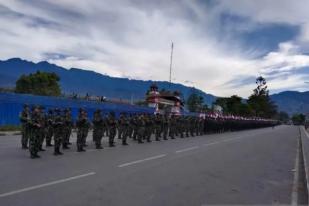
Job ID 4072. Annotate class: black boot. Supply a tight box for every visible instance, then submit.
[39,147,46,151]
[63,144,70,149]
[34,154,41,158]
[96,145,103,149]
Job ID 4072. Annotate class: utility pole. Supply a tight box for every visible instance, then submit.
[169,42,174,88]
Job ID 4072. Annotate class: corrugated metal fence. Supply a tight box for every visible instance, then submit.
[0,93,155,126]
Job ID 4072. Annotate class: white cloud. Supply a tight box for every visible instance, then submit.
[0,0,308,98]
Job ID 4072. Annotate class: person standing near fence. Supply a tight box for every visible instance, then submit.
[107,112,117,147]
[29,106,42,159]
[63,108,73,149]
[20,104,31,149]
[45,109,54,147]
[38,106,46,151]
[53,108,64,155]
[76,108,90,152]
[92,109,104,149]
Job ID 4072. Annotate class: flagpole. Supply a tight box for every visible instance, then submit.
[169,42,174,88]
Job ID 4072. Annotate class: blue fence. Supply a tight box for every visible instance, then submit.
[0,93,155,126]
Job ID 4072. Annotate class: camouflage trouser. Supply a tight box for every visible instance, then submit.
[77,128,88,150]
[118,126,123,139]
[63,126,72,146]
[132,126,138,140]
[122,126,129,144]
[45,126,53,145]
[190,125,195,136]
[93,127,104,147]
[145,126,152,141]
[29,128,40,156]
[128,126,133,138]
[155,125,161,140]
[109,127,116,145]
[137,127,145,142]
[39,128,46,149]
[162,125,168,139]
[21,124,30,148]
[169,125,176,139]
[54,128,63,152]
[83,129,88,145]
[103,127,108,137]
[185,126,190,137]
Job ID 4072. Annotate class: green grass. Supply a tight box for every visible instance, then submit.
[0,125,21,132]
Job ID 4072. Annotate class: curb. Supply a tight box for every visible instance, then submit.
[291,134,300,206]
[0,131,21,136]
[300,126,309,204]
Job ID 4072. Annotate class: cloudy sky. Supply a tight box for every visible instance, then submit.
[0,0,309,97]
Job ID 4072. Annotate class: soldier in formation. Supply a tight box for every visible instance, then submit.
[20,106,278,159]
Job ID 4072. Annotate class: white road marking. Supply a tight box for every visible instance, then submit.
[0,172,96,198]
[175,146,199,153]
[175,136,250,154]
[118,154,167,167]
[203,136,244,147]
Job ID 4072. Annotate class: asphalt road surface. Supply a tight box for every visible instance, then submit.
[0,125,301,205]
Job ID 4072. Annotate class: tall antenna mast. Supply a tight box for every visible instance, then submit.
[169,42,174,88]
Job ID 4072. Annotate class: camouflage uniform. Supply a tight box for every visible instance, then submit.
[53,109,64,155]
[76,109,90,152]
[120,115,129,145]
[131,115,138,140]
[162,115,169,140]
[154,114,162,141]
[45,110,54,146]
[117,114,124,140]
[63,109,73,149]
[20,105,31,149]
[169,115,176,139]
[38,106,46,151]
[137,115,145,143]
[107,112,117,147]
[29,107,42,158]
[92,109,104,149]
[144,115,152,142]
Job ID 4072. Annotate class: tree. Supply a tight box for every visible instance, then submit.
[247,76,277,118]
[187,93,204,112]
[15,71,61,96]
[292,113,306,125]
[278,111,290,123]
[213,95,252,116]
[213,97,228,113]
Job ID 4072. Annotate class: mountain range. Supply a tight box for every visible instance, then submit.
[0,58,308,116]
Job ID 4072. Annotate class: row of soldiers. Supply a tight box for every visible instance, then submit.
[20,105,277,159]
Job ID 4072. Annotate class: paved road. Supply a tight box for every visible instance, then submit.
[0,125,300,205]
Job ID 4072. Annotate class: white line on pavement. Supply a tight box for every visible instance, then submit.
[175,146,199,153]
[203,136,244,147]
[0,172,96,198]
[118,154,167,167]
